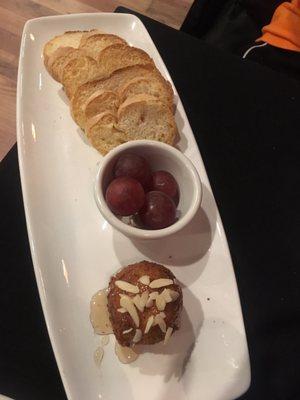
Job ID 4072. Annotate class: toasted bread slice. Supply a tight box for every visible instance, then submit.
[79,29,105,47]
[61,55,99,99]
[83,76,173,127]
[84,90,120,122]
[43,31,84,68]
[119,76,173,111]
[86,94,177,154]
[79,33,126,59]
[71,64,157,129]
[86,112,125,155]
[47,46,74,81]
[97,44,154,77]
[47,47,87,82]
[116,94,177,145]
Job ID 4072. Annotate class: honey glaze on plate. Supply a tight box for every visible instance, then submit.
[115,342,139,364]
[90,289,113,334]
[90,289,139,364]
[94,346,104,366]
[101,335,110,346]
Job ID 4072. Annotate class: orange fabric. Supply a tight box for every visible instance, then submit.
[257,0,300,51]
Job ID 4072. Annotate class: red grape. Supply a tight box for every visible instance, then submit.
[151,170,179,205]
[105,177,145,216]
[114,153,152,188]
[139,191,176,229]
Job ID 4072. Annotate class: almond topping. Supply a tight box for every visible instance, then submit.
[115,280,139,294]
[153,312,165,326]
[144,315,154,333]
[140,291,149,308]
[156,294,166,311]
[169,290,180,301]
[161,288,173,303]
[146,291,159,308]
[120,296,139,327]
[123,328,133,334]
[145,298,154,308]
[139,275,150,285]
[164,327,173,345]
[133,294,144,312]
[132,329,142,343]
[133,291,149,311]
[149,291,159,300]
[149,278,173,289]
[155,314,167,333]
[117,308,127,313]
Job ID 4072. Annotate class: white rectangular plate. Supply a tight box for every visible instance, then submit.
[17,13,250,400]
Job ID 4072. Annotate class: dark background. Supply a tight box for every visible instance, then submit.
[0,7,299,400]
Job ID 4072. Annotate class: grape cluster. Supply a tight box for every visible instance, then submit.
[105,153,180,230]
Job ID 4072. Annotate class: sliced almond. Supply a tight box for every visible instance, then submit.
[155,314,167,333]
[146,291,158,308]
[164,327,173,345]
[120,296,139,327]
[161,288,173,303]
[149,278,173,289]
[133,294,144,312]
[146,292,158,308]
[117,308,127,313]
[156,294,166,311]
[139,275,150,285]
[145,298,154,308]
[140,291,149,308]
[115,280,139,294]
[153,311,166,326]
[144,315,154,333]
[169,290,180,301]
[132,329,142,343]
[123,327,133,334]
[133,291,149,311]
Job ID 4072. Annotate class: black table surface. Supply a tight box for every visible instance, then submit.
[0,7,299,400]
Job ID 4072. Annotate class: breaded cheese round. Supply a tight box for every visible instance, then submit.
[107,260,182,346]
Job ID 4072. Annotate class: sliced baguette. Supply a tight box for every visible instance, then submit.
[79,33,126,59]
[119,76,173,111]
[61,55,99,99]
[116,94,177,145]
[47,47,86,82]
[97,44,154,77]
[83,76,173,127]
[84,90,120,122]
[43,31,85,69]
[71,63,157,129]
[86,112,125,155]
[86,94,177,154]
